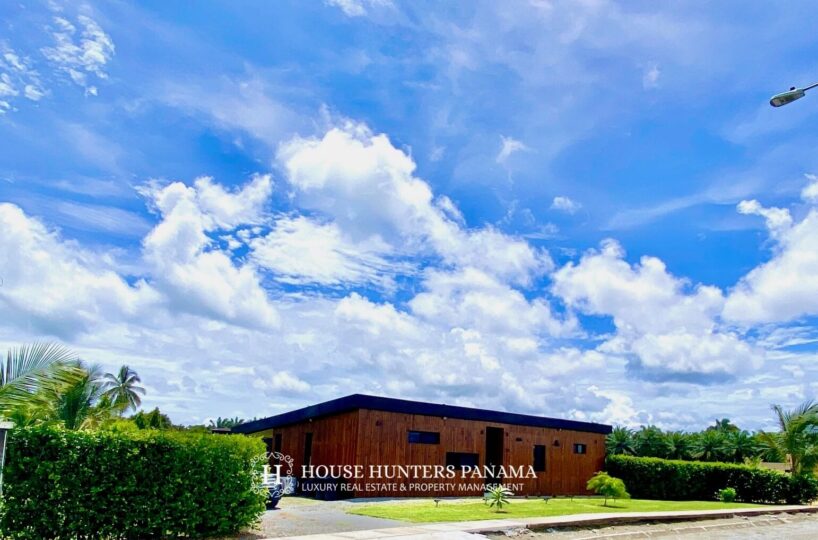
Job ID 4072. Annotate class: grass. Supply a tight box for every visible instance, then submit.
[346,497,767,523]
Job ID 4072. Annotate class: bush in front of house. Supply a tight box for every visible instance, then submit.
[0,425,268,539]
[606,455,818,504]
[586,471,630,506]
[717,487,737,502]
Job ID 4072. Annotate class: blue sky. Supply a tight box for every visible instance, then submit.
[3,0,818,430]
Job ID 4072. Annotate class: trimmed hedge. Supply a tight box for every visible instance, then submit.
[607,454,818,504]
[0,425,268,539]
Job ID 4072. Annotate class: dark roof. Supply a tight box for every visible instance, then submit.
[232,394,612,435]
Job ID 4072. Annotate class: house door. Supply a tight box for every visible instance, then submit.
[485,427,504,486]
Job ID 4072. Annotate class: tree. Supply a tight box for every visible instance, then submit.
[606,427,637,456]
[586,471,630,507]
[208,416,245,429]
[131,408,173,430]
[757,401,818,477]
[692,429,726,462]
[102,365,146,413]
[664,431,694,461]
[485,485,512,512]
[0,343,81,416]
[722,430,760,463]
[48,363,117,430]
[709,418,739,433]
[634,425,667,458]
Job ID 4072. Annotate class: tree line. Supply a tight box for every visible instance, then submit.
[607,402,818,477]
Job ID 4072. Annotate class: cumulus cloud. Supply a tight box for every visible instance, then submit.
[0,203,158,338]
[41,14,114,95]
[278,122,550,285]
[249,215,399,287]
[551,196,581,214]
[552,239,761,380]
[141,175,279,329]
[725,180,818,324]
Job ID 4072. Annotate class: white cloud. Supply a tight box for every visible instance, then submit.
[737,199,792,237]
[0,203,158,338]
[326,0,392,17]
[0,48,46,109]
[551,196,581,214]
[141,176,279,329]
[552,239,760,379]
[250,215,399,287]
[41,15,114,95]
[802,174,818,203]
[725,183,818,324]
[278,122,549,285]
[496,135,529,164]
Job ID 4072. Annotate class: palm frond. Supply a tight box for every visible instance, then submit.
[0,343,83,414]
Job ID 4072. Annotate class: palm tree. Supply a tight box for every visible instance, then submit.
[692,429,726,462]
[758,401,818,476]
[634,425,668,458]
[0,343,81,416]
[722,430,760,463]
[102,365,146,413]
[208,416,245,429]
[664,431,694,460]
[606,427,637,456]
[709,418,739,433]
[49,363,117,430]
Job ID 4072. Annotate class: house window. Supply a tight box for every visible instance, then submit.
[533,445,546,472]
[408,430,440,444]
[446,452,479,469]
[573,443,587,455]
[274,433,282,454]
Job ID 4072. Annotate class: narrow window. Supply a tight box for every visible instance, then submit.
[446,452,479,469]
[408,430,440,444]
[533,445,546,472]
[573,443,587,455]
[274,433,282,454]
[304,432,313,466]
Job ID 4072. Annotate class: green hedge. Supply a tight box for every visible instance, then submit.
[0,425,268,539]
[606,454,818,504]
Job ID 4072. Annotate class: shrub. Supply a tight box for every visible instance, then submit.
[717,487,737,502]
[786,474,818,505]
[485,485,513,512]
[606,455,816,504]
[0,425,268,539]
[586,471,630,506]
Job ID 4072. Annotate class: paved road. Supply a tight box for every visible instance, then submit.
[503,512,818,539]
[226,499,404,539]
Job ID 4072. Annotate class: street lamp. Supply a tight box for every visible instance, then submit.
[0,421,12,494]
[770,83,818,107]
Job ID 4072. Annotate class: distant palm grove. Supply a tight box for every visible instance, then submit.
[607,402,818,476]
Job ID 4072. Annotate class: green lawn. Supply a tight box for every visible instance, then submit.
[346,497,766,523]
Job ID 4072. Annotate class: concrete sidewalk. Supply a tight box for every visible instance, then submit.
[272,505,818,540]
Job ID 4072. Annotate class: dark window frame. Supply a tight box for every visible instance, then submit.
[446,451,479,470]
[408,430,441,444]
[533,444,546,472]
[573,443,587,455]
[273,433,282,454]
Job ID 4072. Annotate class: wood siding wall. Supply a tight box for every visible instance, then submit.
[354,409,605,497]
[255,408,606,498]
